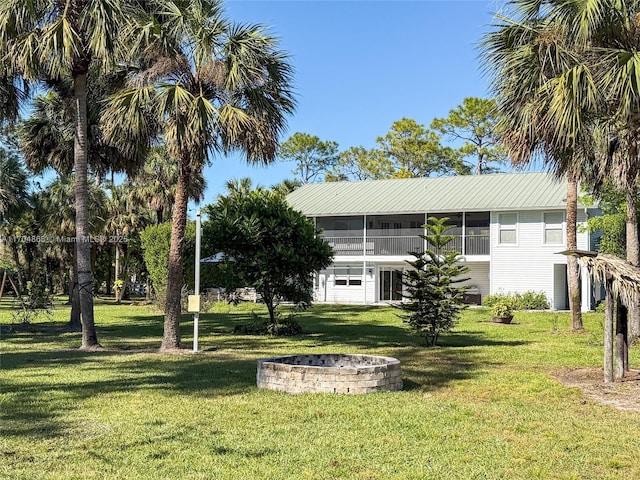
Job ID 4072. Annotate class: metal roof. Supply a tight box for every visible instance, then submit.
[286,172,573,216]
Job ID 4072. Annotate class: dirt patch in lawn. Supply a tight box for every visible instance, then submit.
[555,368,640,412]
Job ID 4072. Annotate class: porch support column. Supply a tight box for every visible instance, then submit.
[363,260,367,304]
[462,212,466,256]
[363,214,367,256]
[424,212,428,252]
[581,264,591,312]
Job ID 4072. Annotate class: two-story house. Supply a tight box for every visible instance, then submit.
[286,172,600,310]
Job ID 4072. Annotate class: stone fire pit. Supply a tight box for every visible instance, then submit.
[257,354,402,394]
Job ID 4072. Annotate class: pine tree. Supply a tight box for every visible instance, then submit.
[399,217,470,346]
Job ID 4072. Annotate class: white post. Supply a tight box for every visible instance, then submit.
[193,210,201,352]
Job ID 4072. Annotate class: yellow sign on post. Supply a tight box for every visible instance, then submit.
[187,294,201,313]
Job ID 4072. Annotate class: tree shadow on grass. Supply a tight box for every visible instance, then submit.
[395,346,504,393]
[0,348,258,440]
[1,304,532,442]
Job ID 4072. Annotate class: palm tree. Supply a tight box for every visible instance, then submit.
[103,181,153,303]
[272,178,302,197]
[20,82,141,326]
[495,0,640,338]
[0,1,145,348]
[0,151,30,291]
[40,175,107,329]
[129,146,206,225]
[224,178,259,198]
[0,0,212,348]
[481,3,610,330]
[0,154,29,224]
[20,92,75,176]
[103,1,295,350]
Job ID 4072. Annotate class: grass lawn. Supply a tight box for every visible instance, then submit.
[1,298,639,479]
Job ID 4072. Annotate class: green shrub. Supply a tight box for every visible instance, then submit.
[513,291,550,310]
[482,293,508,308]
[492,297,514,318]
[483,290,549,310]
[140,222,195,309]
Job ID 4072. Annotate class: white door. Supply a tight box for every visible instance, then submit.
[317,272,327,302]
[553,264,568,310]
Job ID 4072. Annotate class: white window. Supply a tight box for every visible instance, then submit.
[333,266,363,286]
[498,213,517,245]
[544,212,564,245]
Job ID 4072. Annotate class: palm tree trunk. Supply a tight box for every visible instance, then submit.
[604,277,614,383]
[161,162,190,350]
[626,188,640,340]
[74,72,100,349]
[566,175,583,330]
[615,301,629,379]
[9,241,24,291]
[114,243,121,303]
[68,245,81,331]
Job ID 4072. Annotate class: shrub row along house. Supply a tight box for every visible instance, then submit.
[286,172,600,310]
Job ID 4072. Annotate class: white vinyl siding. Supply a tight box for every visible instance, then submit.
[459,262,490,301]
[319,263,373,304]
[498,213,517,245]
[491,210,590,309]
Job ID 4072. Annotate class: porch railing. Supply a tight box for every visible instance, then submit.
[465,235,490,255]
[323,234,490,256]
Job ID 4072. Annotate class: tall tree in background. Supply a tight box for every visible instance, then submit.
[0,142,30,290]
[376,118,463,177]
[20,78,135,183]
[0,124,27,288]
[431,97,507,174]
[0,149,28,226]
[129,146,207,226]
[103,182,148,303]
[279,132,339,183]
[327,146,394,181]
[328,119,465,181]
[104,0,295,350]
[130,147,176,225]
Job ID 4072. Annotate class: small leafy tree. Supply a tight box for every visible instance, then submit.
[398,217,470,346]
[12,279,54,324]
[204,189,333,333]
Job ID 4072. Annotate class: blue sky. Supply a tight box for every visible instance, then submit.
[201,0,506,206]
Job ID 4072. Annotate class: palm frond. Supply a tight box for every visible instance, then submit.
[39,15,83,77]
